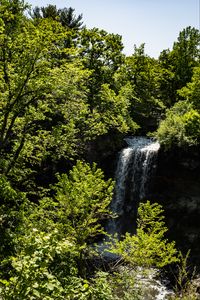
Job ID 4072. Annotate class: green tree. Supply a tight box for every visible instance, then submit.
[0,176,27,258]
[110,201,178,268]
[59,7,83,29]
[158,26,200,104]
[0,161,114,298]
[24,161,114,275]
[0,228,88,300]
[79,28,125,104]
[179,66,200,109]
[154,101,200,149]
[0,1,91,193]
[40,4,58,20]
[79,83,139,142]
[53,161,114,245]
[31,4,83,29]
[172,26,200,89]
[114,44,165,131]
[155,29,200,149]
[74,28,138,149]
[157,49,175,107]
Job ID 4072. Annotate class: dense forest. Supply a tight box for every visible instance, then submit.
[0,0,200,299]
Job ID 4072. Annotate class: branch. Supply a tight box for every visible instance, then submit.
[5,129,26,176]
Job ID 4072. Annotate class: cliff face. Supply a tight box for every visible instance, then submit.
[149,147,200,264]
[91,138,200,264]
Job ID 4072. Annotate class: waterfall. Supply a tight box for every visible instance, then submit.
[107,137,160,236]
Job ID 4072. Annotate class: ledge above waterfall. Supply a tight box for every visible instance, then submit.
[124,136,160,152]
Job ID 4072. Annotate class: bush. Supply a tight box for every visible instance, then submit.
[155,101,200,148]
[110,201,178,268]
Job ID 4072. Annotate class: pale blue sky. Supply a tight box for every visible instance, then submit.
[28,0,199,58]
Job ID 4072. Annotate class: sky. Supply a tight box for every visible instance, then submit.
[27,0,200,58]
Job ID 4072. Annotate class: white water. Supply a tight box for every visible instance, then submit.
[124,137,160,200]
[135,268,174,300]
[107,137,160,235]
[102,138,173,299]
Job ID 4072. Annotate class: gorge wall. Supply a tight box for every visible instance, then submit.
[88,135,200,266]
[149,146,200,264]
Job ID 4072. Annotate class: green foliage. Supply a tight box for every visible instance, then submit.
[0,173,179,299]
[0,162,115,299]
[75,27,138,138]
[0,11,65,169]
[0,3,199,299]
[171,26,200,90]
[114,44,165,130]
[52,160,114,244]
[158,26,200,104]
[91,269,142,300]
[0,176,28,258]
[31,4,83,29]
[0,230,73,299]
[0,2,137,194]
[110,201,178,268]
[91,272,114,300]
[169,251,199,300]
[79,28,125,104]
[0,1,91,191]
[0,175,25,206]
[155,101,200,148]
[81,83,139,140]
[0,228,94,300]
[179,66,200,109]
[17,161,114,278]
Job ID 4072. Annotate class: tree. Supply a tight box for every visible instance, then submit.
[0,175,28,259]
[154,28,200,149]
[0,161,114,299]
[53,161,114,244]
[79,83,139,143]
[74,28,138,147]
[172,26,200,89]
[157,49,175,107]
[40,4,58,20]
[0,160,114,297]
[31,4,83,29]
[154,101,200,149]
[79,28,125,102]
[0,228,87,300]
[0,1,91,190]
[0,188,179,299]
[114,44,165,132]
[179,66,200,109]
[110,201,178,268]
[158,27,200,104]
[0,0,138,196]
[59,7,83,29]
[23,161,114,275]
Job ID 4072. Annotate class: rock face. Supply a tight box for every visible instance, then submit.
[149,147,200,265]
[98,138,200,265]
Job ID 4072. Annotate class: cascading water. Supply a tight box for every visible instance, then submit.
[107,136,160,236]
[103,137,173,300]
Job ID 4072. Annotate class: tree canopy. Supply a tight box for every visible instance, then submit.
[0,1,199,298]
